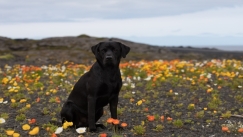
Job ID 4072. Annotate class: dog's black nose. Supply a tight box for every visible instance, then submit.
[106,55,113,59]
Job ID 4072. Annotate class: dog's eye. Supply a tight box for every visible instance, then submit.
[112,49,117,52]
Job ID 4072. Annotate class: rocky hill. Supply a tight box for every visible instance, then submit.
[0,34,242,66]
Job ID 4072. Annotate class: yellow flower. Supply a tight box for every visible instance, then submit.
[50,89,57,93]
[62,121,73,129]
[13,81,18,86]
[13,133,20,137]
[136,100,143,106]
[188,103,195,110]
[29,127,39,135]
[20,99,27,103]
[11,99,16,103]
[62,122,68,129]
[207,88,213,93]
[67,122,73,126]
[5,130,14,135]
[0,98,3,103]
[22,124,30,130]
[26,104,31,108]
[9,88,14,92]
[141,121,145,126]
[190,104,195,107]
[1,77,9,84]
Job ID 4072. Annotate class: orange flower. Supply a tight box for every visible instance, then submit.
[144,108,149,112]
[238,128,243,133]
[222,126,229,132]
[130,98,135,102]
[152,77,157,82]
[167,117,173,121]
[160,115,165,121]
[106,118,114,124]
[147,115,155,122]
[36,97,40,103]
[28,118,36,124]
[51,133,57,137]
[55,97,60,103]
[121,122,127,128]
[112,119,120,125]
[99,133,107,137]
[46,127,50,131]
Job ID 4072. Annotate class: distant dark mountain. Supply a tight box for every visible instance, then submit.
[0,34,242,65]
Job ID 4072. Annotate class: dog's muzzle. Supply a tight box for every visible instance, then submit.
[106,55,113,60]
[104,54,116,65]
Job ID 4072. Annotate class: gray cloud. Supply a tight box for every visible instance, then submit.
[1,0,243,23]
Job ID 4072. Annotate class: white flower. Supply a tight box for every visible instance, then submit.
[236,72,239,76]
[238,86,242,89]
[137,76,141,81]
[126,77,131,83]
[181,69,184,72]
[120,70,123,75]
[174,92,178,95]
[133,76,136,80]
[61,66,66,72]
[131,83,135,88]
[144,75,153,81]
[41,65,48,70]
[54,127,63,134]
[144,77,151,81]
[132,91,136,94]
[76,127,86,134]
[123,83,128,86]
[3,101,8,104]
[7,76,12,80]
[207,73,212,79]
[0,118,6,124]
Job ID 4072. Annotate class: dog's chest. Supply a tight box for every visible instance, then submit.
[98,81,118,96]
[96,81,119,105]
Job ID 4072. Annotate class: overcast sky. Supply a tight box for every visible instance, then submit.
[0,0,243,49]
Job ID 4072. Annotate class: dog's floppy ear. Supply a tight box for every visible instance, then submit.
[91,43,100,55]
[120,43,130,58]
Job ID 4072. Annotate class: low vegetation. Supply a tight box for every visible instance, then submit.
[0,59,243,136]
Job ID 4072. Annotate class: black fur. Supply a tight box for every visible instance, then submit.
[60,41,130,132]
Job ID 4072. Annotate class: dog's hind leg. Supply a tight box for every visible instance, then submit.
[60,101,75,124]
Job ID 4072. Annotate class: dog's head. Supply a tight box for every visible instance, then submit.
[91,42,130,66]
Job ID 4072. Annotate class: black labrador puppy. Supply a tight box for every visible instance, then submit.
[60,41,130,132]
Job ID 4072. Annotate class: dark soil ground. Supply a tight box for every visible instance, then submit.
[0,57,243,137]
[0,36,243,137]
